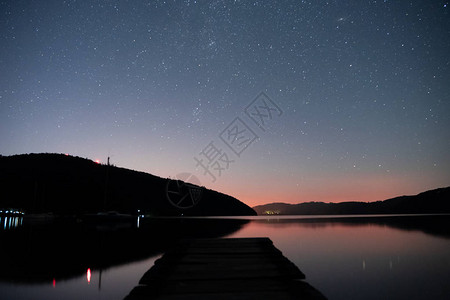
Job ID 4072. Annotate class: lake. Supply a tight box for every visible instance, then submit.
[1,214,449,300]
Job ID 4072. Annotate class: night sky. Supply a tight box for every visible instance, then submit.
[1,0,449,207]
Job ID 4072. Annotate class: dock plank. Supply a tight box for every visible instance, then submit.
[124,237,327,300]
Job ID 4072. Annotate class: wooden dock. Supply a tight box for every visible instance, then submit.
[124,237,327,300]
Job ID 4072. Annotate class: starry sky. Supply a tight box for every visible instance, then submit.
[1,0,449,207]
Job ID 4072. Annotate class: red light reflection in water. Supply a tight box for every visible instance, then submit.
[52,278,55,288]
[86,268,91,284]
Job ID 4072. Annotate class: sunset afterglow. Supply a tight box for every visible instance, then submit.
[1,1,449,207]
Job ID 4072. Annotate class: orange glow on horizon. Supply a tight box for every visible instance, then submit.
[142,160,447,209]
[213,174,445,208]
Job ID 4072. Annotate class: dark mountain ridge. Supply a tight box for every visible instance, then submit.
[253,187,450,215]
[0,153,256,216]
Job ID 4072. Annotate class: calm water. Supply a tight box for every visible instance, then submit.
[1,214,449,300]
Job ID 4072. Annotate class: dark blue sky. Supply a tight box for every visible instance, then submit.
[1,0,449,206]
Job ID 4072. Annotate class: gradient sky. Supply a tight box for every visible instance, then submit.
[1,1,449,207]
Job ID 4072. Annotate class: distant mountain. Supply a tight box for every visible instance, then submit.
[0,153,256,216]
[253,187,450,215]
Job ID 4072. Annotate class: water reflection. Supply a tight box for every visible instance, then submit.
[0,216,23,230]
[0,217,248,284]
[244,214,450,239]
[86,268,91,284]
[227,215,450,300]
[1,215,449,300]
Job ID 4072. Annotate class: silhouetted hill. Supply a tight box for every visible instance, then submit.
[253,187,450,215]
[0,153,256,216]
